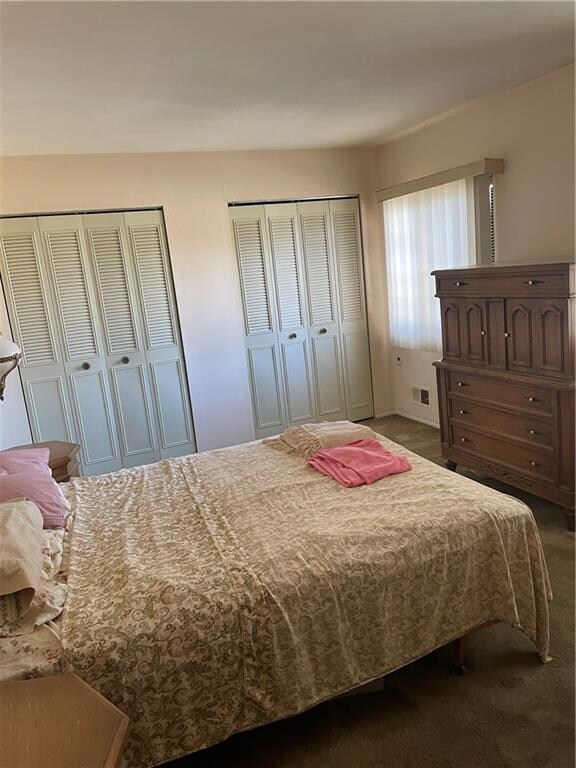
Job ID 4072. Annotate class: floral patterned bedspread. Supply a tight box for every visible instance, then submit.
[57,434,551,767]
[0,529,67,681]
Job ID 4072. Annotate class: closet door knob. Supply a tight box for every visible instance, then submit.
[81,362,91,371]
[121,356,130,364]
[318,328,327,335]
[288,333,297,340]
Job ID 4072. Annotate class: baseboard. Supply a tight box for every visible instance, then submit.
[393,409,440,429]
[373,411,396,418]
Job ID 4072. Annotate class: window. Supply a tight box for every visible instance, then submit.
[383,177,475,353]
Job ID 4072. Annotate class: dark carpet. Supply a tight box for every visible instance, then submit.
[166,416,575,768]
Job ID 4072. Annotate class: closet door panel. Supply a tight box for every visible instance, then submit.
[232,205,285,437]
[341,331,373,419]
[299,200,346,421]
[330,199,373,420]
[84,213,160,467]
[70,370,120,474]
[0,218,79,449]
[124,210,196,457]
[26,376,75,443]
[281,339,314,422]
[150,359,194,454]
[266,203,315,425]
[38,215,118,473]
[248,345,284,430]
[111,362,157,464]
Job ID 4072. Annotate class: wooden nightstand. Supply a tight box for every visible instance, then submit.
[12,440,80,482]
[0,674,129,768]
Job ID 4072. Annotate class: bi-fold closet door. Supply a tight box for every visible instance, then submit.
[231,197,374,439]
[0,210,196,475]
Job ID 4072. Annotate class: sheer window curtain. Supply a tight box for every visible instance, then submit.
[383,178,475,353]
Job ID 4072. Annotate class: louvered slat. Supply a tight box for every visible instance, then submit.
[130,225,176,348]
[234,218,272,335]
[0,232,56,366]
[333,211,363,321]
[300,213,334,325]
[89,228,138,353]
[45,230,98,359]
[269,216,303,330]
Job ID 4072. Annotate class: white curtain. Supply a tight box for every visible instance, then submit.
[383,178,475,352]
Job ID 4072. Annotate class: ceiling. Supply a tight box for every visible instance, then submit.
[0,1,574,156]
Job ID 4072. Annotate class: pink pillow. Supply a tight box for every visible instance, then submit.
[0,470,66,528]
[0,448,51,477]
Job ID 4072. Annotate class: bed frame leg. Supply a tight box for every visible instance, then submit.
[449,636,467,676]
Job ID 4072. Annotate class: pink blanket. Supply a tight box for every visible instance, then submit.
[307,438,412,487]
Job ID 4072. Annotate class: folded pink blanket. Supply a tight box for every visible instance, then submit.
[307,438,412,487]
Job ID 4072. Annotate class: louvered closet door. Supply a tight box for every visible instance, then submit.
[329,199,373,420]
[123,210,195,458]
[232,205,286,438]
[298,201,346,422]
[266,203,315,425]
[38,216,122,474]
[0,217,78,447]
[83,213,161,468]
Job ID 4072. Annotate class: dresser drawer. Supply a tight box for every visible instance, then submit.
[447,371,553,416]
[451,425,554,482]
[436,271,570,298]
[449,398,554,448]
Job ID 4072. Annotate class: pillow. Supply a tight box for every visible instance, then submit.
[0,470,66,529]
[0,499,43,626]
[0,447,51,477]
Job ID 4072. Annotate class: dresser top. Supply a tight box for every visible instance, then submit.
[432,261,574,276]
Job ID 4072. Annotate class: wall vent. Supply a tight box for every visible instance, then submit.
[411,387,430,406]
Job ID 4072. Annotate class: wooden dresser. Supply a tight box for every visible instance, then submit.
[433,262,575,530]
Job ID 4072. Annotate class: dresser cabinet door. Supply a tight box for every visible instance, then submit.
[505,298,570,378]
[461,300,486,364]
[440,300,463,360]
[505,300,535,372]
[533,299,570,378]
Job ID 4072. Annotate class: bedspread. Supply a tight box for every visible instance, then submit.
[61,435,551,767]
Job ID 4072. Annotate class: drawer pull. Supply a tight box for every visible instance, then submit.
[529,460,539,467]
[288,332,297,339]
[504,332,511,338]
[458,409,467,415]
[480,330,486,336]
[456,381,464,387]
[460,437,468,443]
[525,396,538,403]
[523,280,542,286]
[528,429,536,435]
[453,281,467,287]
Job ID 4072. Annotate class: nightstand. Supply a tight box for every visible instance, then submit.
[0,674,129,768]
[12,440,81,482]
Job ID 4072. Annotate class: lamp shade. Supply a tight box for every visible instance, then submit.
[0,337,21,359]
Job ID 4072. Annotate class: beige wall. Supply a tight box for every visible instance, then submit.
[0,148,392,450]
[377,65,575,263]
[376,64,575,426]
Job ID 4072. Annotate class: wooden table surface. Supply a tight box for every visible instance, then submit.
[0,674,129,768]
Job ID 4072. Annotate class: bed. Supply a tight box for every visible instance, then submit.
[0,430,551,768]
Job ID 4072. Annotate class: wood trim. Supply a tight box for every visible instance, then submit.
[376,158,504,203]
